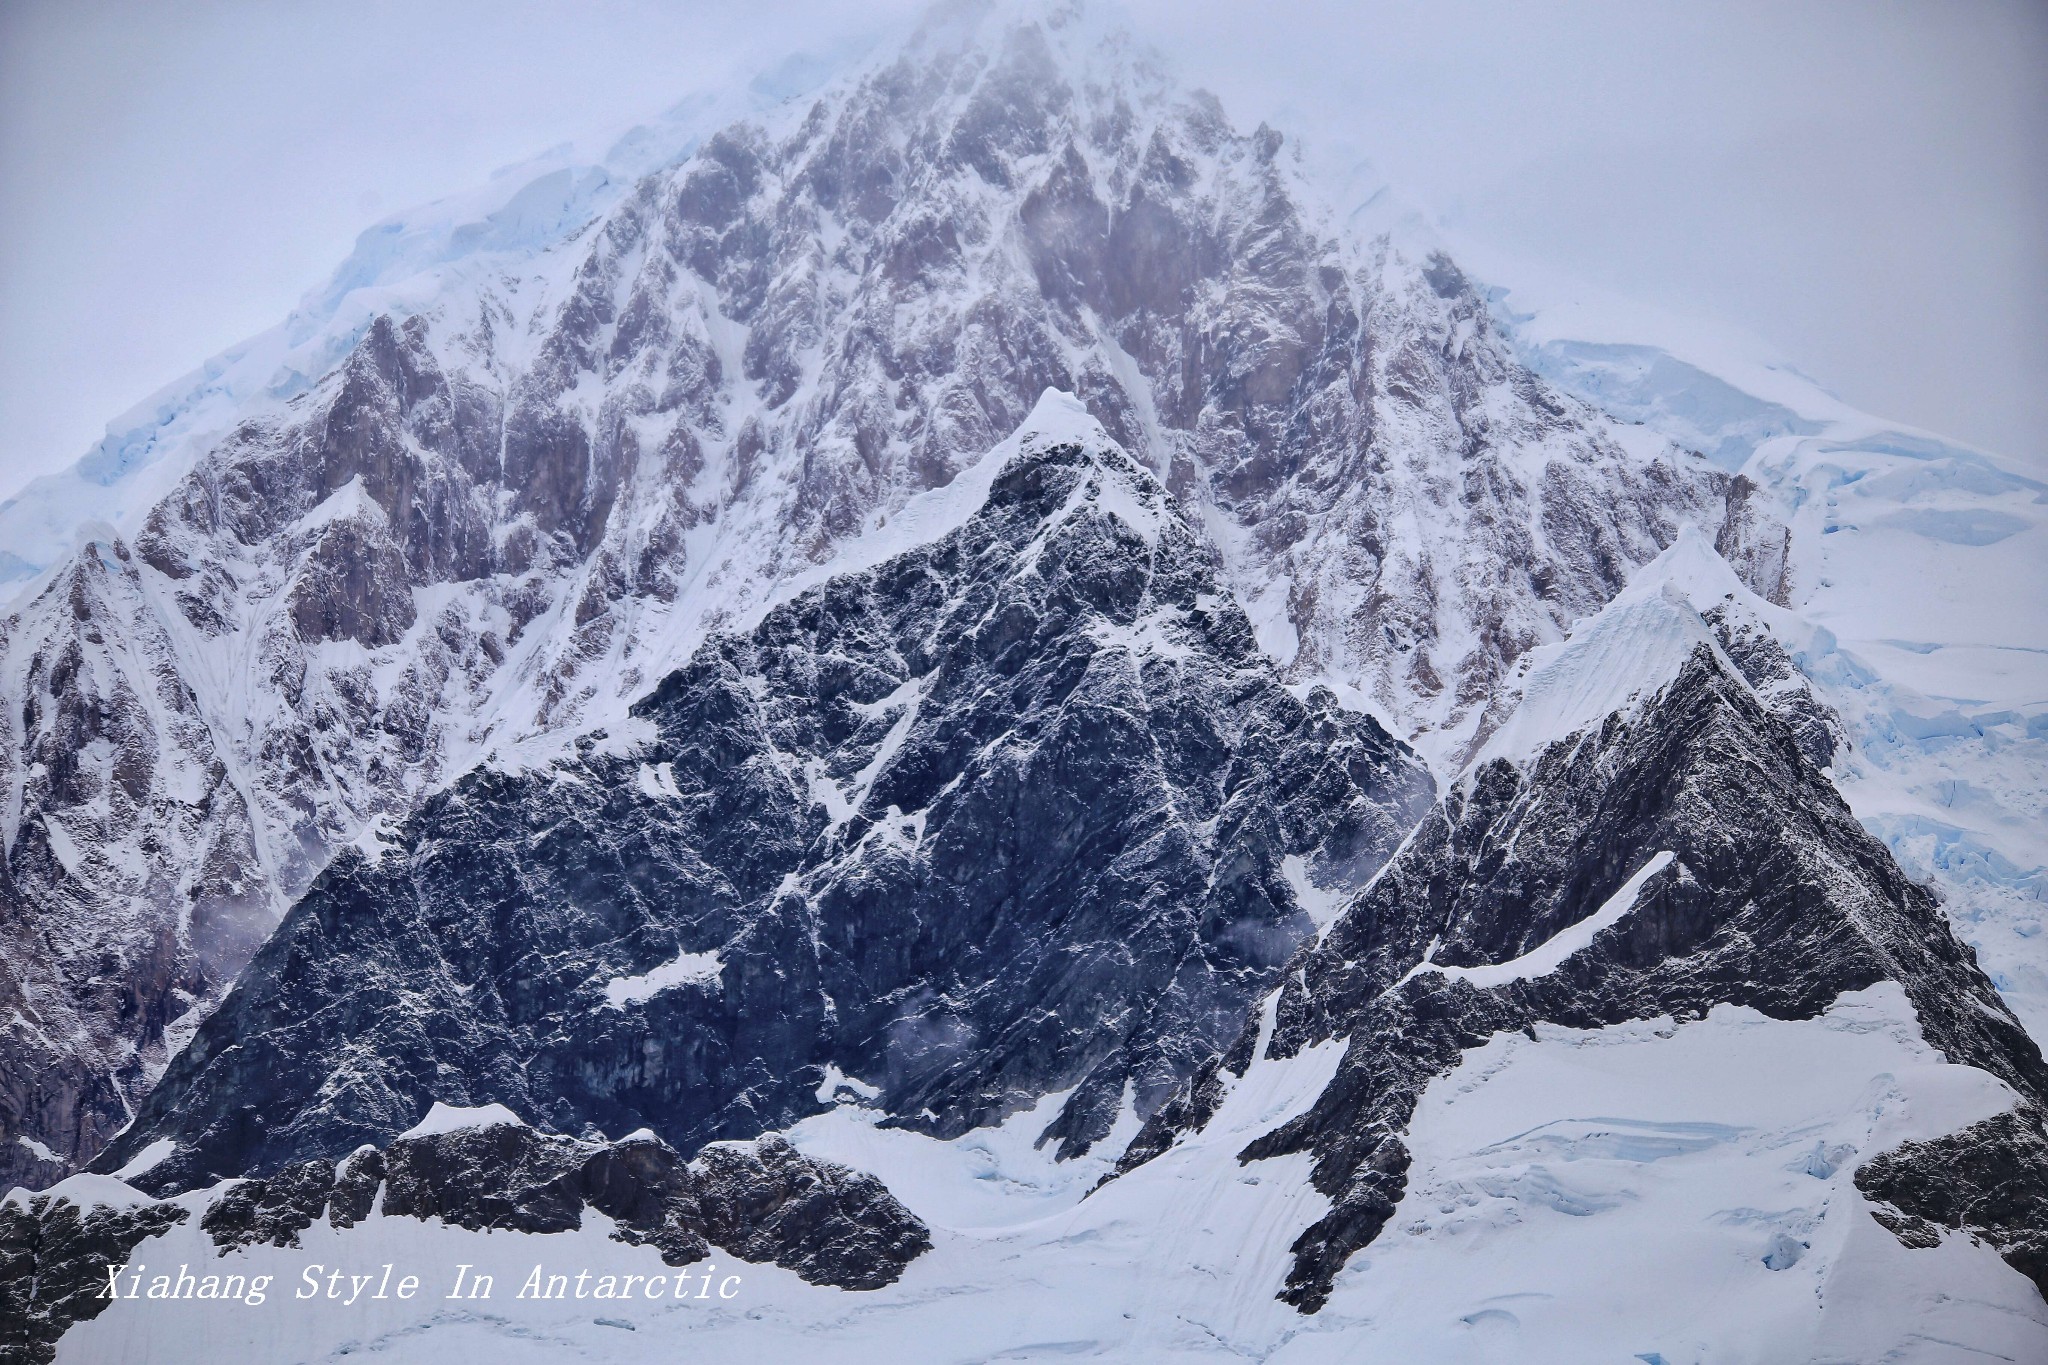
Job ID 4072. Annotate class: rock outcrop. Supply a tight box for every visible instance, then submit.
[94,409,1431,1194]
[2,1110,927,1365]
[1119,611,2046,1311]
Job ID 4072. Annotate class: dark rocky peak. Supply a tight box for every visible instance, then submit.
[1697,596,1841,769]
[1114,543,2046,1311]
[90,395,1430,1196]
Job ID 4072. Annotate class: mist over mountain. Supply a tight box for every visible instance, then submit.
[2,4,2043,1361]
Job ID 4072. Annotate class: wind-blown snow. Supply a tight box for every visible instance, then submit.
[8,11,2046,1362]
[1315,982,2043,1365]
[754,388,1113,615]
[7,1172,158,1214]
[787,1081,1144,1232]
[1282,853,1350,931]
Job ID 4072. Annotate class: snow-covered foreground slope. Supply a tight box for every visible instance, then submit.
[45,986,2046,1364]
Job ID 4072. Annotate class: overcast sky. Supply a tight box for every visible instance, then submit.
[2,0,2044,504]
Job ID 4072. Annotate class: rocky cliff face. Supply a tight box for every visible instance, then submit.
[0,2,1770,1186]
[93,408,1431,1194]
[1115,559,2048,1312]
[0,1186,188,1365]
[0,536,273,1194]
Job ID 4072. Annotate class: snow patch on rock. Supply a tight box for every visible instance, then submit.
[602,952,725,1009]
[397,1102,528,1140]
[1411,851,1676,989]
[113,1138,176,1181]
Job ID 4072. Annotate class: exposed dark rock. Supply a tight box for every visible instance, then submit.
[95,423,1430,1197]
[2,8,1761,1187]
[0,535,270,1189]
[199,1159,336,1253]
[1856,1103,2048,1298]
[339,1118,925,1289]
[1716,472,1793,606]
[287,515,417,648]
[1700,600,1842,770]
[0,1113,925,1365]
[1118,644,2047,1312]
[380,1122,594,1236]
[0,1193,188,1365]
[327,1145,384,1228]
[687,1136,932,1291]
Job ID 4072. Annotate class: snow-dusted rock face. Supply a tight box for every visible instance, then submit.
[5,9,2042,1359]
[2,1113,927,1365]
[0,3,1765,1188]
[0,1184,188,1365]
[203,1118,933,1291]
[0,534,273,1194]
[1856,1104,2048,1295]
[1118,580,2048,1311]
[93,417,1430,1195]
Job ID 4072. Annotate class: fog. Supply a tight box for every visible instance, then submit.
[3,0,2043,500]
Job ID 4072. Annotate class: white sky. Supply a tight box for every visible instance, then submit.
[2,0,2043,505]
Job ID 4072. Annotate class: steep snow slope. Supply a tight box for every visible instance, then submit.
[0,0,1763,1186]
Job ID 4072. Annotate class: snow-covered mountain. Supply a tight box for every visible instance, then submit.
[1515,304,2048,1054]
[3,1,2044,1360]
[93,398,1432,1194]
[0,0,1767,1191]
[1119,531,2046,1311]
[13,405,2047,1365]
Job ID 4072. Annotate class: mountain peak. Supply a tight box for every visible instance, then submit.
[1472,527,1763,767]
[1015,385,1106,447]
[0,0,1769,1203]
[95,378,1430,1195]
